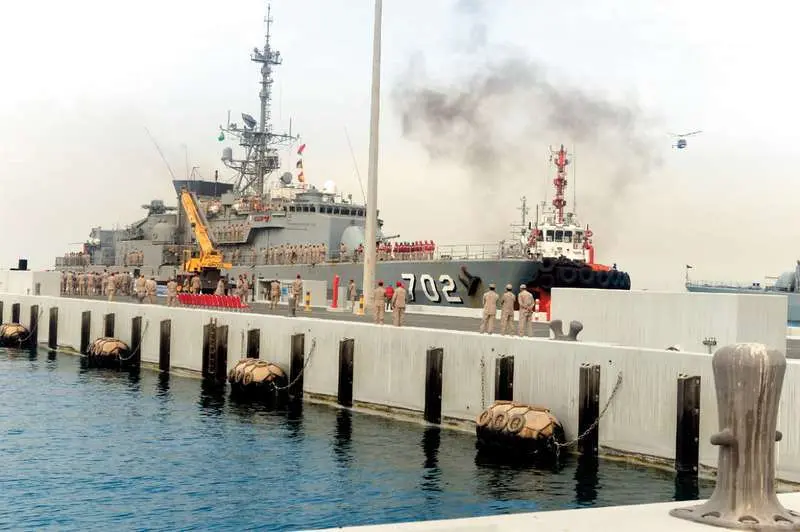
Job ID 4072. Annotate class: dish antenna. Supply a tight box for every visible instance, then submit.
[670,130,702,149]
[280,172,293,185]
[241,113,257,129]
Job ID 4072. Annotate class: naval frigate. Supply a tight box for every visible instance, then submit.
[54,6,631,307]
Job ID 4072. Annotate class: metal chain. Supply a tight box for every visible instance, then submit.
[272,338,317,391]
[17,307,44,344]
[553,370,624,457]
[479,356,486,410]
[117,320,150,362]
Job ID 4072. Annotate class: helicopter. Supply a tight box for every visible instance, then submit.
[670,130,702,149]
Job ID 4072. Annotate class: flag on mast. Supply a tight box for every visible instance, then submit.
[296,160,303,169]
[297,143,306,155]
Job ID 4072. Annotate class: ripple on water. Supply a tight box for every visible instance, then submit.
[0,349,712,530]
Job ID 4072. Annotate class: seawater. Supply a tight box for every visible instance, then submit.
[0,348,712,531]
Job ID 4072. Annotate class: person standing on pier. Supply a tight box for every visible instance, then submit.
[270,280,280,310]
[291,274,303,315]
[134,274,146,303]
[384,283,394,312]
[499,284,516,335]
[106,273,116,302]
[479,284,499,334]
[391,282,407,327]
[517,284,534,337]
[373,281,386,325]
[145,277,157,304]
[166,278,178,307]
[347,279,356,311]
[191,275,201,295]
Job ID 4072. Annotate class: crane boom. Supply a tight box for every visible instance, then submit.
[179,188,231,275]
[180,190,216,255]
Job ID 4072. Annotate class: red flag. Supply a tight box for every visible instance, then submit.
[297,143,306,155]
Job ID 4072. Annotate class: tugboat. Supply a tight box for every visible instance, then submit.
[53,5,630,306]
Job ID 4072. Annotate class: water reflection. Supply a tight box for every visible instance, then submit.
[574,454,599,506]
[333,409,353,467]
[198,378,226,415]
[420,427,442,493]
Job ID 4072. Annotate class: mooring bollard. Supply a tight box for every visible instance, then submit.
[549,319,583,341]
[670,343,800,528]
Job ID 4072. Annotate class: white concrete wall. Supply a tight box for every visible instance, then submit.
[551,288,787,353]
[6,292,800,482]
[0,270,60,297]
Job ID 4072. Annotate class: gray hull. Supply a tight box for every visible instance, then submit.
[686,284,800,324]
[223,259,535,308]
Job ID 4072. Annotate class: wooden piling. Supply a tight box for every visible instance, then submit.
[80,310,91,354]
[424,347,444,425]
[48,307,58,350]
[675,374,701,476]
[103,313,114,338]
[246,329,260,359]
[28,305,39,348]
[337,338,355,407]
[130,317,142,367]
[578,363,601,456]
[289,333,305,403]
[214,325,228,382]
[494,355,514,401]
[11,303,20,323]
[159,319,171,372]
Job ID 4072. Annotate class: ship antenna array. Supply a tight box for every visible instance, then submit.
[549,144,569,224]
[218,3,298,197]
[344,126,367,204]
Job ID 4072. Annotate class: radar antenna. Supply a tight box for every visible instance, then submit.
[218,3,298,197]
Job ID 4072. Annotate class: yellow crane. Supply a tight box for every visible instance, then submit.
[179,188,231,291]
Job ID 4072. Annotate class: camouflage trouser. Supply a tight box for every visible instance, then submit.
[479,312,495,334]
[518,311,532,336]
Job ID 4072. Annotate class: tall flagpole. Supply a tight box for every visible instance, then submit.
[362,0,382,307]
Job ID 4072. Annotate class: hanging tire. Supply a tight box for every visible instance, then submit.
[528,267,540,283]
[579,267,594,286]
[539,273,554,290]
[557,267,578,286]
[596,271,610,289]
[540,257,555,274]
[621,272,631,290]
[608,270,620,289]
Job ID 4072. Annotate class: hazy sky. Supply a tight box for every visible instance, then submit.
[1,0,798,290]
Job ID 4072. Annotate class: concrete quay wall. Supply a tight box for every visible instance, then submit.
[551,288,788,354]
[4,292,800,482]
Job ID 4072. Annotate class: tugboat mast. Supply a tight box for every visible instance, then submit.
[219,4,297,197]
[550,144,569,224]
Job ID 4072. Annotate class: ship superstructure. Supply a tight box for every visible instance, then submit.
[54,5,631,305]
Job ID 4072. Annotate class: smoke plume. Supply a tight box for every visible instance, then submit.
[391,0,662,251]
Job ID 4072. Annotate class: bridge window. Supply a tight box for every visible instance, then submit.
[563,231,572,243]
[357,210,364,217]
[555,230,563,242]
[574,231,583,244]
[311,206,316,213]
[333,207,340,215]
[545,230,554,242]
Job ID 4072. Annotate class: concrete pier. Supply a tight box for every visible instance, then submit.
[316,492,800,531]
[4,292,800,484]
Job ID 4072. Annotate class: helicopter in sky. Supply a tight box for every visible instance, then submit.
[670,130,702,149]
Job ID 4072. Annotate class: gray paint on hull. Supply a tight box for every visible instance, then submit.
[686,284,800,323]
[229,259,538,308]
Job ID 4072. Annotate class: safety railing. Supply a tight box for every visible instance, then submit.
[686,280,771,290]
[434,243,503,261]
[177,293,250,311]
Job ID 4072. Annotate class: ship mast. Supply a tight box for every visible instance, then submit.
[219,4,297,197]
[550,144,569,224]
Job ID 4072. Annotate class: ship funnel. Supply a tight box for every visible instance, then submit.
[221,147,233,162]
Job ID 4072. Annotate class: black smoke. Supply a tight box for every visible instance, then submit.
[391,0,662,245]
